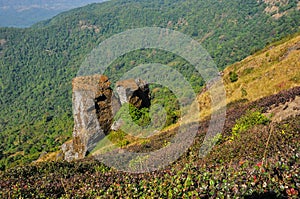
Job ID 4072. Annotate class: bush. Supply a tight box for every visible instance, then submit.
[230,110,270,139]
[229,71,239,82]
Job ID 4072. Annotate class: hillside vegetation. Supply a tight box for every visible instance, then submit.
[0,1,299,197]
[197,32,300,119]
[0,0,300,170]
[98,32,300,157]
[1,81,299,198]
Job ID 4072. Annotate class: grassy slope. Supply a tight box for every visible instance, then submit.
[1,79,299,199]
[198,32,300,119]
[224,33,300,102]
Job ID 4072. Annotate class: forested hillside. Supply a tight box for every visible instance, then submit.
[0,0,299,169]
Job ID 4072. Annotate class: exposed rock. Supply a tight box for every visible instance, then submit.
[265,95,300,122]
[0,39,6,46]
[79,20,100,33]
[62,76,150,161]
[262,0,292,19]
[111,119,125,131]
[62,75,114,161]
[111,79,151,131]
[116,78,150,108]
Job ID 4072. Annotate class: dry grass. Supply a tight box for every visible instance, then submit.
[198,33,300,119]
[35,151,61,163]
[224,34,300,101]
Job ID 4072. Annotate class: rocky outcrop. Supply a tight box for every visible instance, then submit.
[116,78,150,108]
[62,75,114,161]
[62,75,150,161]
[111,79,150,131]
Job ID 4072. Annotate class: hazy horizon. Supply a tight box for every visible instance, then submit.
[0,0,108,27]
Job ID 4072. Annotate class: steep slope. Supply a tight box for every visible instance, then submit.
[0,5,299,197]
[198,32,300,118]
[1,59,299,199]
[0,0,299,129]
[0,0,300,169]
[76,32,300,160]
[224,33,300,102]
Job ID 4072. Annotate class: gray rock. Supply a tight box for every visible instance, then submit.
[62,76,150,161]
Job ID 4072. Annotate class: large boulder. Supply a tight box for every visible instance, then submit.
[111,79,150,131]
[62,75,114,161]
[62,76,150,161]
[116,78,150,108]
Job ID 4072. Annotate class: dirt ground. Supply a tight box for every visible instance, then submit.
[266,95,300,122]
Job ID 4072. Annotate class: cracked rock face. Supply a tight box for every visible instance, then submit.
[111,78,151,131]
[62,75,114,161]
[62,75,150,161]
[116,78,150,108]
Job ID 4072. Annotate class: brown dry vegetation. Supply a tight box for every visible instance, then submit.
[198,33,300,119]
[223,34,300,102]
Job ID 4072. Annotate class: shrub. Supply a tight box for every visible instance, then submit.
[230,110,270,139]
[229,71,239,82]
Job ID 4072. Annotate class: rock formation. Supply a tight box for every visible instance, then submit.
[116,78,150,108]
[62,75,150,161]
[111,78,150,131]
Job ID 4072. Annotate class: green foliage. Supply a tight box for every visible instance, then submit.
[229,71,239,82]
[114,91,180,137]
[114,103,151,135]
[150,86,181,127]
[94,164,111,174]
[241,88,248,97]
[230,110,270,140]
[107,130,129,148]
[213,133,223,145]
[0,113,73,170]
[129,105,151,127]
[0,115,299,198]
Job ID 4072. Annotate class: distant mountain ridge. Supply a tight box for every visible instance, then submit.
[0,0,107,27]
